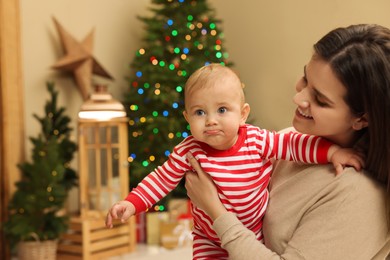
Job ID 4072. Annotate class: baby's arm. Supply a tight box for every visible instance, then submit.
[327,145,365,175]
[105,200,135,228]
[272,131,364,174]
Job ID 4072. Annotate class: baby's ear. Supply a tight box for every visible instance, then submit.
[241,103,250,125]
[183,110,189,123]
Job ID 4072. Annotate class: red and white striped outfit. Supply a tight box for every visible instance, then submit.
[126,124,332,259]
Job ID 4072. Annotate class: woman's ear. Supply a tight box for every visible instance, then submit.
[352,113,369,130]
[240,103,250,125]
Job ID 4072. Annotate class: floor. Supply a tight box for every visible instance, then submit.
[107,244,192,260]
[11,244,192,260]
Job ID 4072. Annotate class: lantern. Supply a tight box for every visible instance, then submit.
[77,85,128,217]
[58,85,136,259]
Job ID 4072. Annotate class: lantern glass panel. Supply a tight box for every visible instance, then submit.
[100,126,107,144]
[88,148,96,188]
[85,127,95,144]
[101,148,108,186]
[112,147,119,179]
[111,126,119,143]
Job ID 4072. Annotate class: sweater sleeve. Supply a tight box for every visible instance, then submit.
[213,213,291,260]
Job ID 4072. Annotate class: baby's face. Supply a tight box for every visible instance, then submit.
[183,77,247,150]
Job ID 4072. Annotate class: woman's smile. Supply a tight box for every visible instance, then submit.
[296,108,313,119]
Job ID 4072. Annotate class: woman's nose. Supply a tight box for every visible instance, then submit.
[293,91,309,108]
[295,78,305,92]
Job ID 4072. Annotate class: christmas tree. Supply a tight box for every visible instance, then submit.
[3,82,78,248]
[124,0,233,208]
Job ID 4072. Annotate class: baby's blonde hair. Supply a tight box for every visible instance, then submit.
[184,63,245,107]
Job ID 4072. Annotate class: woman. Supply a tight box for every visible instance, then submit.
[185,24,390,259]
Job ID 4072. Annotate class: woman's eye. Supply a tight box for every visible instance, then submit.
[195,110,205,116]
[315,96,328,107]
[218,107,227,113]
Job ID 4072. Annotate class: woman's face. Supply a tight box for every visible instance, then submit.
[292,57,364,147]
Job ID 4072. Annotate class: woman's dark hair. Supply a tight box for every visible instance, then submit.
[314,24,390,217]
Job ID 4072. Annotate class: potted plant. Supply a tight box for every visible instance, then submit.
[3,82,77,259]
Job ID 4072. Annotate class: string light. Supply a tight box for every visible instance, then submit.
[154,205,165,211]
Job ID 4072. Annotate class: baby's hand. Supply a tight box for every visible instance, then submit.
[329,146,365,175]
[105,200,135,228]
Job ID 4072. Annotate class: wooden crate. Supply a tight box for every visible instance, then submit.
[57,215,136,260]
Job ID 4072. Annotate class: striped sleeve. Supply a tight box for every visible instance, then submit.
[261,130,333,164]
[125,138,195,213]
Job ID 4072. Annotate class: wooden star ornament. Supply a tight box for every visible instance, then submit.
[52,17,114,100]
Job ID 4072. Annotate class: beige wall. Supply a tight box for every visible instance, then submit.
[21,0,390,151]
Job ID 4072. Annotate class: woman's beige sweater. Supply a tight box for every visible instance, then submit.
[213,161,390,259]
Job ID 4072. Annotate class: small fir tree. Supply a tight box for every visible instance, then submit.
[124,0,232,208]
[3,82,77,248]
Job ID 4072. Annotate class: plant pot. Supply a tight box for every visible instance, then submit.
[17,238,58,260]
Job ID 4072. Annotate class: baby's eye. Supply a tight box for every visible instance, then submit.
[195,110,205,116]
[218,107,227,114]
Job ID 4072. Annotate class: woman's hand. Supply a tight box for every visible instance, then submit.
[185,152,228,221]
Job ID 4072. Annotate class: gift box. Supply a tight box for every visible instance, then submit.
[168,198,191,220]
[146,211,170,245]
[136,212,146,243]
[160,217,193,249]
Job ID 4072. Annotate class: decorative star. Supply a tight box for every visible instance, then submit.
[51,17,114,100]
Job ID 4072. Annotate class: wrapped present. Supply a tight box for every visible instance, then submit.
[136,212,146,243]
[146,211,170,245]
[168,198,192,220]
[160,218,193,249]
